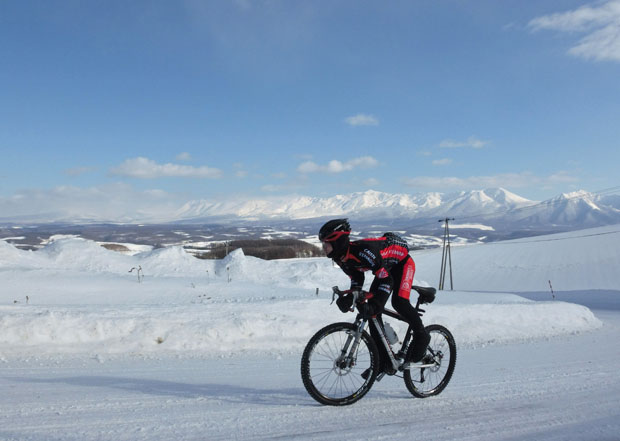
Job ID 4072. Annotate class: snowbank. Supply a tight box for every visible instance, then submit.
[0,229,614,360]
[0,294,601,359]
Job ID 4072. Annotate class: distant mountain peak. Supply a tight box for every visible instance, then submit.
[558,190,593,200]
[482,187,533,204]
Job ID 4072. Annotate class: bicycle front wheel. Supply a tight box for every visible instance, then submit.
[404,324,457,398]
[301,322,379,406]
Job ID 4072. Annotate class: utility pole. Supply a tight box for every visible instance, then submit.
[438,218,455,290]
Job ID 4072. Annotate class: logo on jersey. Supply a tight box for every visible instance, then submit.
[378,283,391,294]
[380,245,407,261]
[360,250,376,266]
[376,267,389,279]
[400,265,415,291]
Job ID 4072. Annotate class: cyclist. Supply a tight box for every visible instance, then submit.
[319,218,431,374]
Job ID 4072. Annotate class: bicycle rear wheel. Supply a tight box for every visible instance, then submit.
[301,322,379,406]
[404,324,456,398]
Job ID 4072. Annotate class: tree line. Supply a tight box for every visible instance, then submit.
[193,239,323,260]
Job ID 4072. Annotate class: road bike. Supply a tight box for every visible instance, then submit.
[301,286,456,405]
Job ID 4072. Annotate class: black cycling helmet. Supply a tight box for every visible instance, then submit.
[319,218,351,259]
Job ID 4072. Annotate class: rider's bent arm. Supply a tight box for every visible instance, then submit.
[338,261,365,292]
[365,249,393,299]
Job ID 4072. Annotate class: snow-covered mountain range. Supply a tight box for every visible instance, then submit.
[174,188,532,221]
[2,188,620,232]
[174,188,620,230]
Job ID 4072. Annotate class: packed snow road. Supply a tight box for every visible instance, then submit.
[1,310,619,441]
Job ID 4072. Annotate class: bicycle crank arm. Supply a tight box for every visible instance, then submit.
[401,362,436,370]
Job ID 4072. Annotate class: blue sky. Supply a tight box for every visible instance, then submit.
[1,0,620,219]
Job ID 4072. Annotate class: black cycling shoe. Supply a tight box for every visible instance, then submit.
[410,331,431,363]
[383,366,397,376]
[420,353,434,365]
[361,364,396,380]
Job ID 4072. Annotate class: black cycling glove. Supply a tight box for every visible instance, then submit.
[336,294,354,313]
[359,299,382,319]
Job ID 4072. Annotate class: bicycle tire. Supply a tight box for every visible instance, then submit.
[301,322,379,406]
[404,324,456,398]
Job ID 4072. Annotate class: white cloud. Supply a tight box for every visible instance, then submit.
[176,152,192,161]
[297,156,379,174]
[344,114,379,126]
[432,158,453,166]
[402,171,579,190]
[110,157,222,179]
[528,0,620,62]
[439,136,489,149]
[0,184,183,222]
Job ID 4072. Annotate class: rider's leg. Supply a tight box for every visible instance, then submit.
[365,286,391,373]
[362,318,389,380]
[360,283,392,378]
[391,257,430,362]
[392,295,430,362]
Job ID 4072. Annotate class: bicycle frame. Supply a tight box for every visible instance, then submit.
[331,286,438,376]
[346,307,436,379]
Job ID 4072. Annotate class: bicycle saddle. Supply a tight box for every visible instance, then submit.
[412,285,436,304]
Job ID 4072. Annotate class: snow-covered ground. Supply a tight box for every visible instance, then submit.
[1,224,619,440]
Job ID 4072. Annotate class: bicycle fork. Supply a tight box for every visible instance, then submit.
[336,320,367,371]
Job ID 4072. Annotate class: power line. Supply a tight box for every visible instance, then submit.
[472,228,620,246]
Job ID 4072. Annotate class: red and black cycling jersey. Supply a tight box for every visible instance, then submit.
[335,237,410,298]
